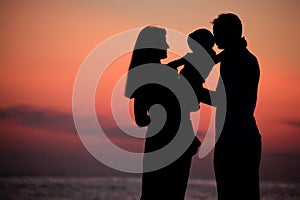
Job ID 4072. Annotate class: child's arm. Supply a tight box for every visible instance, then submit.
[167,57,186,69]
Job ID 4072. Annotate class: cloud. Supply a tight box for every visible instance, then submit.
[0,105,133,139]
[0,105,76,134]
[282,119,300,129]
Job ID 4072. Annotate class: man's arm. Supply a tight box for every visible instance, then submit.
[198,87,216,106]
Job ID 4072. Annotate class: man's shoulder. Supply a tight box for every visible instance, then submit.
[240,48,258,65]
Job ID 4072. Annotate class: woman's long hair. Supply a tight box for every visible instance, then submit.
[125,26,167,98]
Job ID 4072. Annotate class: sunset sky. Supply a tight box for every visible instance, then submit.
[0,1,299,182]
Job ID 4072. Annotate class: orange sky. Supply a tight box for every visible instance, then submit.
[0,1,299,180]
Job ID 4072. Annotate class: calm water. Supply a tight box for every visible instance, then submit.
[0,176,299,200]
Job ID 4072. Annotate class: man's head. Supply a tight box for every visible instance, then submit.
[212,13,242,49]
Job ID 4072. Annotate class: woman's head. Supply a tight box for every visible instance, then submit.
[212,13,243,49]
[129,26,169,70]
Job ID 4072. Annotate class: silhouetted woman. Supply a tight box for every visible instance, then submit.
[125,26,200,200]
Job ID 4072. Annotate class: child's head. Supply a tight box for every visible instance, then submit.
[187,28,215,55]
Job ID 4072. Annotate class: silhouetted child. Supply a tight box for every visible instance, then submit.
[168,28,217,108]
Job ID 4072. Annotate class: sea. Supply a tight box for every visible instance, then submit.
[0,176,299,200]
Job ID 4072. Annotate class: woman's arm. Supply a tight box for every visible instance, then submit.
[134,95,151,127]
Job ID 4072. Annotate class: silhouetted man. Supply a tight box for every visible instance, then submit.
[201,13,262,200]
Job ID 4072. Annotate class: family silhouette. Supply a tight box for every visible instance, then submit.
[125,13,261,200]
